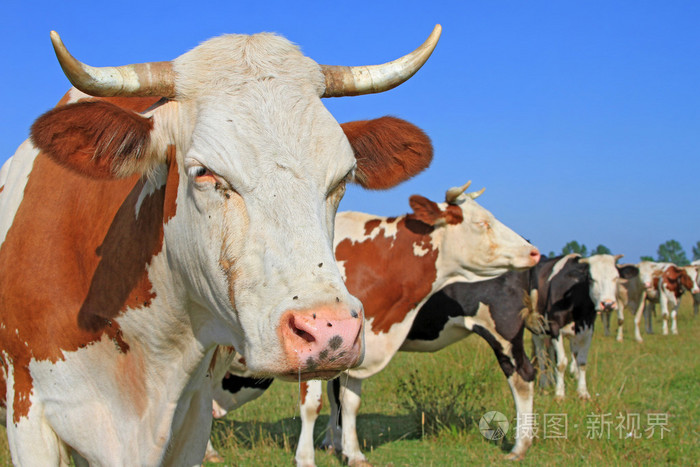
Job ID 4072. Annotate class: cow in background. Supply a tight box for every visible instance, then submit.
[643,263,699,335]
[210,182,541,465]
[532,254,622,400]
[0,26,440,465]
[599,263,642,342]
[692,260,700,316]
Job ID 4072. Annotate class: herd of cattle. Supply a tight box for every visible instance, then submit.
[0,25,696,466]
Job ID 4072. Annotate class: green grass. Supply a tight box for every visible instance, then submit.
[1,298,698,466]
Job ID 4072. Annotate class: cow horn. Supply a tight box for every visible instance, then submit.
[321,24,441,98]
[445,181,472,204]
[50,31,176,98]
[467,187,486,199]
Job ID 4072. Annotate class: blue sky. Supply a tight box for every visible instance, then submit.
[1,1,698,261]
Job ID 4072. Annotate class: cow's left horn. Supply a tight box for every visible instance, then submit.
[50,31,176,98]
[321,24,441,97]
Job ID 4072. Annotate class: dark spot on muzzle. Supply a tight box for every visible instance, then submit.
[328,335,343,350]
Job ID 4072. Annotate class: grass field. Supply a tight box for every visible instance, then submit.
[0,297,697,466]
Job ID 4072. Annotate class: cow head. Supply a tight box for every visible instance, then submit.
[29,28,440,379]
[681,266,700,294]
[580,254,623,312]
[407,181,540,279]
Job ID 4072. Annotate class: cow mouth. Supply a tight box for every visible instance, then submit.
[277,369,347,382]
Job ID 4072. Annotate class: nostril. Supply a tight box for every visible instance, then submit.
[289,316,316,343]
[350,309,359,318]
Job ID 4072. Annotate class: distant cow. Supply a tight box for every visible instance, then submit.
[532,254,623,400]
[598,263,642,342]
[692,260,700,316]
[211,182,541,465]
[642,263,699,335]
[0,27,440,465]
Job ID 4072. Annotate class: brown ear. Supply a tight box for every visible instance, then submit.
[408,195,444,226]
[341,116,432,190]
[30,100,155,179]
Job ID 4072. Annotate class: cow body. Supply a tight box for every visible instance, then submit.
[212,184,541,465]
[531,254,622,400]
[0,29,438,466]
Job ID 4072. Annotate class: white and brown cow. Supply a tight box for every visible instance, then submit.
[0,27,440,466]
[532,254,622,400]
[644,264,699,335]
[211,182,540,465]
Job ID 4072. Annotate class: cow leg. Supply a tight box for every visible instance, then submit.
[670,302,679,335]
[203,439,225,464]
[615,303,625,342]
[644,302,654,334]
[504,333,536,460]
[531,334,551,388]
[569,325,593,399]
[660,294,670,335]
[6,403,72,466]
[338,376,368,466]
[694,295,699,317]
[567,343,578,377]
[600,310,611,336]
[295,380,323,467]
[321,379,343,453]
[633,297,645,342]
[551,334,568,400]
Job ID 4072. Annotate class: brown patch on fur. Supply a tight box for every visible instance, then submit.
[300,381,308,405]
[664,266,693,298]
[363,219,382,236]
[0,186,3,194]
[341,117,432,190]
[0,97,178,422]
[336,216,438,334]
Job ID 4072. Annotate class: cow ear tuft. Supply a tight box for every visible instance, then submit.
[31,100,157,179]
[342,116,432,190]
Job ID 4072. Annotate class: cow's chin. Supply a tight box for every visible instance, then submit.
[275,370,347,382]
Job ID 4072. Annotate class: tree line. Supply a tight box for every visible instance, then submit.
[546,240,700,266]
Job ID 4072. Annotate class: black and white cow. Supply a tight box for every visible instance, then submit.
[532,254,622,400]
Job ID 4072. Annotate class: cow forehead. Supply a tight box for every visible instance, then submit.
[586,255,619,278]
[185,93,354,194]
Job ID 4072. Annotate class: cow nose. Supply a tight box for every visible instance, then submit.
[529,247,541,265]
[600,300,616,310]
[279,306,363,376]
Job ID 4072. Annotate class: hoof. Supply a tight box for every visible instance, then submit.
[505,451,525,461]
[578,392,591,401]
[202,451,225,464]
[554,395,565,402]
[348,460,373,467]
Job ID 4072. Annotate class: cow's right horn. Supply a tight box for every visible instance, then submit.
[321,24,441,97]
[50,31,176,98]
[445,181,472,204]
